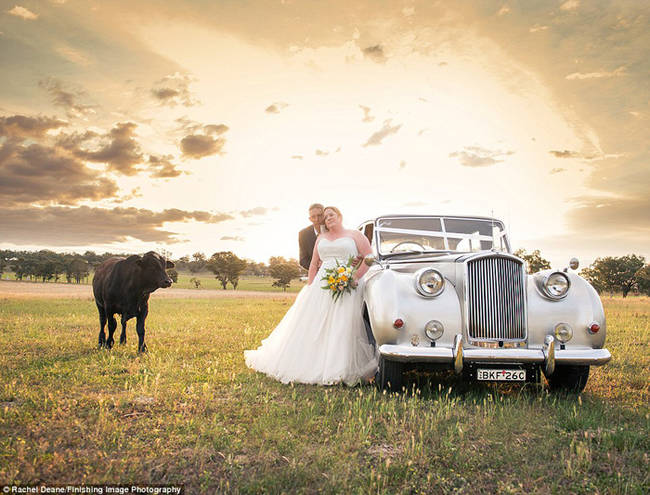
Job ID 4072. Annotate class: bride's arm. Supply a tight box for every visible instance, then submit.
[350,231,372,280]
[307,238,321,285]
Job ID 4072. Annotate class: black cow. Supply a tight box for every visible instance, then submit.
[92,251,174,352]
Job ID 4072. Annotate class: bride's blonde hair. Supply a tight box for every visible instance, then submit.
[323,206,342,231]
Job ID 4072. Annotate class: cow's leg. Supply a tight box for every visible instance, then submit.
[106,310,117,349]
[136,304,149,353]
[97,305,107,348]
[119,315,127,345]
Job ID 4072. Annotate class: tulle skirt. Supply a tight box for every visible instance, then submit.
[244,272,378,386]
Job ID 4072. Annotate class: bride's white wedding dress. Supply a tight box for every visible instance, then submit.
[244,236,378,385]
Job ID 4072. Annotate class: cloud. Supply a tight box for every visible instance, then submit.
[265,102,289,114]
[362,119,402,147]
[7,5,37,20]
[550,168,567,174]
[549,149,581,159]
[567,195,650,236]
[147,155,183,178]
[54,44,91,66]
[203,124,229,135]
[0,206,235,245]
[359,105,374,122]
[529,25,549,33]
[0,114,67,139]
[180,134,225,159]
[497,5,511,16]
[77,122,143,175]
[402,7,415,17]
[548,149,607,160]
[220,235,244,241]
[179,122,229,159]
[151,73,198,107]
[565,66,627,80]
[449,146,515,167]
[0,140,118,207]
[240,207,269,217]
[362,45,386,63]
[39,78,95,118]
[560,0,580,11]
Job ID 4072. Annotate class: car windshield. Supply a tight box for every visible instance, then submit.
[376,217,509,256]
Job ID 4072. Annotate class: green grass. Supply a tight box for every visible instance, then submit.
[172,272,307,293]
[0,296,648,493]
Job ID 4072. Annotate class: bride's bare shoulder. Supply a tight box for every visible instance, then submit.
[345,229,365,241]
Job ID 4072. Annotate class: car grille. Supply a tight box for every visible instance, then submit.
[466,255,526,341]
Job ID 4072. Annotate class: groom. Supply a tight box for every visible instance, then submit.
[298,203,324,270]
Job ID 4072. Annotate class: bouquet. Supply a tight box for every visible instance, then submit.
[321,256,358,301]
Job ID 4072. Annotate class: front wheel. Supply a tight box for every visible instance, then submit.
[547,365,590,393]
[376,355,404,391]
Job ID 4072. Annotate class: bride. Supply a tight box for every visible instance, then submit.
[244,206,379,385]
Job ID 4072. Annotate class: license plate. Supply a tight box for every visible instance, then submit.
[477,369,526,381]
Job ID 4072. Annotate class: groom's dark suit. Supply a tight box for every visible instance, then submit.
[298,225,318,270]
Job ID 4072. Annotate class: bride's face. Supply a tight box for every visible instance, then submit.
[324,209,341,230]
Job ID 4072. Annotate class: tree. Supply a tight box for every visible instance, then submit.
[581,254,645,297]
[635,264,650,296]
[207,251,247,289]
[514,248,551,274]
[189,252,207,273]
[175,255,191,272]
[244,260,268,277]
[189,277,201,289]
[64,257,89,284]
[270,261,302,291]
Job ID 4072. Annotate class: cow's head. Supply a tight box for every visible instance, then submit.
[137,251,175,291]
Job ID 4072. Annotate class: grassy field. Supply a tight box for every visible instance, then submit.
[0,271,307,293]
[0,295,648,493]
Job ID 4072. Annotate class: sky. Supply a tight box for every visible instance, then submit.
[0,0,648,268]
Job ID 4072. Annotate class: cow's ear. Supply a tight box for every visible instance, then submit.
[166,260,175,269]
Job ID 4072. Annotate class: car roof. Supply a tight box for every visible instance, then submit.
[359,214,505,224]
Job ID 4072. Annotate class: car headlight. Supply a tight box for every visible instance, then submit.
[424,320,444,341]
[414,268,445,297]
[554,322,573,343]
[542,271,570,299]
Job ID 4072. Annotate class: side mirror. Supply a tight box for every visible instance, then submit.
[569,258,579,270]
[364,255,377,267]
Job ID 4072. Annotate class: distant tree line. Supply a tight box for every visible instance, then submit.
[515,249,650,297]
[580,254,649,297]
[0,249,112,283]
[0,249,306,291]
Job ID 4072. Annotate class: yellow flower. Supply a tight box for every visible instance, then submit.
[328,276,335,284]
[337,266,345,274]
[340,275,348,282]
[329,284,335,290]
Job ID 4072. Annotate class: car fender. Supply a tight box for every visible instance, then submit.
[527,270,606,349]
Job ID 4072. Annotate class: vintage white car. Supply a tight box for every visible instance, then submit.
[358,215,611,392]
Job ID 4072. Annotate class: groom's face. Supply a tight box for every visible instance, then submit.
[309,208,324,229]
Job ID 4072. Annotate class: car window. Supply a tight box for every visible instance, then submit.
[376,217,509,255]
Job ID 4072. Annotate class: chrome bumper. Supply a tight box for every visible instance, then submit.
[379,334,611,373]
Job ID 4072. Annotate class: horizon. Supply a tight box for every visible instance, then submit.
[1,1,648,270]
